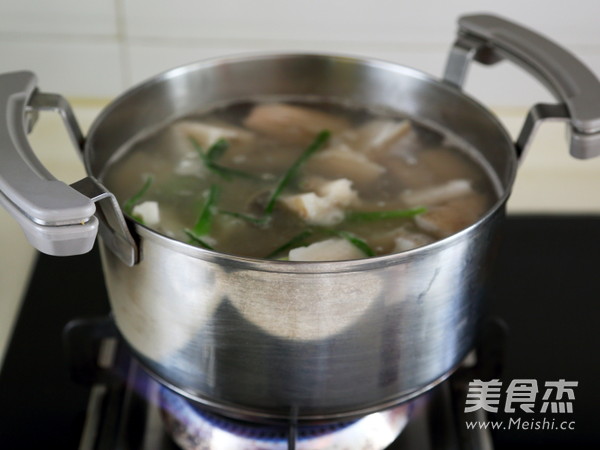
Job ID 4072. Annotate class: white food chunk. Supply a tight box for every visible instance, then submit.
[281,178,358,226]
[317,178,358,205]
[415,194,489,238]
[173,154,204,176]
[289,238,365,261]
[175,121,254,151]
[393,232,434,252]
[355,119,412,153]
[402,179,473,207]
[244,103,349,145]
[306,143,385,188]
[131,201,160,226]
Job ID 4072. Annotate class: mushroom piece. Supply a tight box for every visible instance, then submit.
[401,179,473,207]
[353,119,412,154]
[305,143,385,189]
[243,103,349,145]
[414,193,489,238]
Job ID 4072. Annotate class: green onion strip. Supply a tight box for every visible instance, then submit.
[346,206,427,222]
[263,130,330,215]
[185,184,219,247]
[190,138,256,180]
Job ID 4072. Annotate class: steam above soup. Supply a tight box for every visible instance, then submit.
[102,99,497,261]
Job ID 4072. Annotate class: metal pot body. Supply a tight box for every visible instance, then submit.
[100,209,503,420]
[87,54,516,420]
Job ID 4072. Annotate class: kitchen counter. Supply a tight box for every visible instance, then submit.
[2,103,600,367]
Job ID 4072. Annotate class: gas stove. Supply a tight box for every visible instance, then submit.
[1,216,599,449]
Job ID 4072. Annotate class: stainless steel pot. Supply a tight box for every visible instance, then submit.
[1,15,599,422]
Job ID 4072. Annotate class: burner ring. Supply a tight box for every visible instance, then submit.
[159,386,416,450]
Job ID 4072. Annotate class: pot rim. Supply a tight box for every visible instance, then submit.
[86,51,517,271]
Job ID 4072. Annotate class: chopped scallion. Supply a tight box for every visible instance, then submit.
[211,164,259,180]
[185,184,219,240]
[219,210,270,226]
[346,206,427,222]
[263,130,330,214]
[265,230,313,259]
[190,137,257,180]
[123,175,154,217]
[206,138,229,161]
[184,229,215,250]
[315,227,376,258]
[334,230,376,257]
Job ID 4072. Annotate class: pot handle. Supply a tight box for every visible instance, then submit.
[0,71,138,265]
[444,14,600,159]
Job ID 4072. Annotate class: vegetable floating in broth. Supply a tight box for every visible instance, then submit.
[102,100,498,261]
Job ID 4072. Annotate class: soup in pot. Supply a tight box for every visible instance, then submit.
[102,99,498,261]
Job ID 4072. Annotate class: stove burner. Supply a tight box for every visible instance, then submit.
[159,386,415,450]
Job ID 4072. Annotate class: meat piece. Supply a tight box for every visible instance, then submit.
[401,179,473,207]
[281,178,358,226]
[288,238,365,261]
[131,201,160,226]
[305,143,385,189]
[414,193,489,238]
[243,103,349,145]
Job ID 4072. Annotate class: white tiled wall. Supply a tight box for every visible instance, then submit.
[1,0,599,108]
[0,0,117,36]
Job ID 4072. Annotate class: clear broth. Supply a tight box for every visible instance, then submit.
[102,98,498,260]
